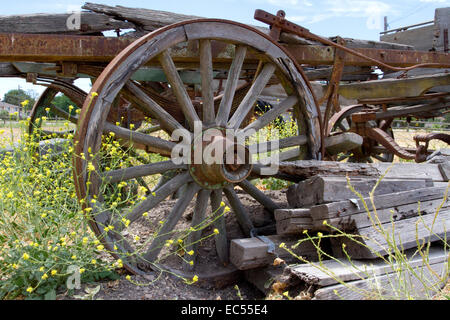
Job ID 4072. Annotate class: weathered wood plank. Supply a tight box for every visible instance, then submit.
[310,186,448,221]
[276,219,314,235]
[321,197,450,231]
[338,73,450,100]
[274,209,313,235]
[334,209,450,259]
[0,12,134,34]
[83,2,201,32]
[230,235,318,270]
[287,176,433,208]
[288,246,448,287]
[313,259,448,300]
[277,161,447,182]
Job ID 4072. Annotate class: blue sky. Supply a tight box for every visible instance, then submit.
[1,0,449,99]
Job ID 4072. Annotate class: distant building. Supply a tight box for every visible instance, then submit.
[0,101,21,113]
[0,101,29,117]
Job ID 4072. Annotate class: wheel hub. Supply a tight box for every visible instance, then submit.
[189,128,253,189]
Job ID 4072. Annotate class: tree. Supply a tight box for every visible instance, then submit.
[34,94,76,119]
[52,94,75,114]
[2,88,36,111]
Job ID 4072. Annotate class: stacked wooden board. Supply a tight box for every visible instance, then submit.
[230,160,450,299]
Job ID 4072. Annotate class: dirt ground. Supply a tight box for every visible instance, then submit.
[60,189,289,301]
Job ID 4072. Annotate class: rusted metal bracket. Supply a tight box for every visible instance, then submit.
[362,126,418,161]
[414,133,450,162]
[254,9,450,72]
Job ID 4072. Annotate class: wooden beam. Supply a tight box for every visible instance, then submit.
[314,258,448,299]
[334,209,450,259]
[288,246,447,287]
[230,235,318,270]
[0,12,134,34]
[286,176,433,208]
[310,186,449,221]
[82,2,201,32]
[338,73,450,100]
[277,161,448,183]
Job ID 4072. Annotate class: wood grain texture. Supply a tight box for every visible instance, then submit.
[335,209,450,259]
[230,235,317,270]
[310,186,448,220]
[288,246,448,288]
[0,12,133,34]
[287,176,433,208]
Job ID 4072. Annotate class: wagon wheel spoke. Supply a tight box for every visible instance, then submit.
[136,125,162,135]
[228,63,276,129]
[48,104,79,124]
[158,50,200,129]
[124,81,184,134]
[242,95,299,135]
[103,161,186,184]
[216,45,248,126]
[183,189,211,270]
[104,122,175,157]
[238,179,280,214]
[223,186,254,236]
[199,39,215,124]
[210,189,229,264]
[249,135,308,154]
[113,171,193,231]
[143,182,201,263]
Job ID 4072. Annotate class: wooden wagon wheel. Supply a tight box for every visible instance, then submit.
[28,80,86,140]
[328,105,395,163]
[73,19,321,282]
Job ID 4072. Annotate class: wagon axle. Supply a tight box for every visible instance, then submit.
[188,129,253,189]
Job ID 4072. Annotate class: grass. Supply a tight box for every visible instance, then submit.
[0,123,119,299]
[0,114,220,299]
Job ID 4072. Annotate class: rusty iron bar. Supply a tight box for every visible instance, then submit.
[254,9,450,71]
[415,133,450,145]
[414,133,450,163]
[0,33,133,62]
[0,32,448,68]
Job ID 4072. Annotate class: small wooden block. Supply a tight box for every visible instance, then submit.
[230,235,318,270]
